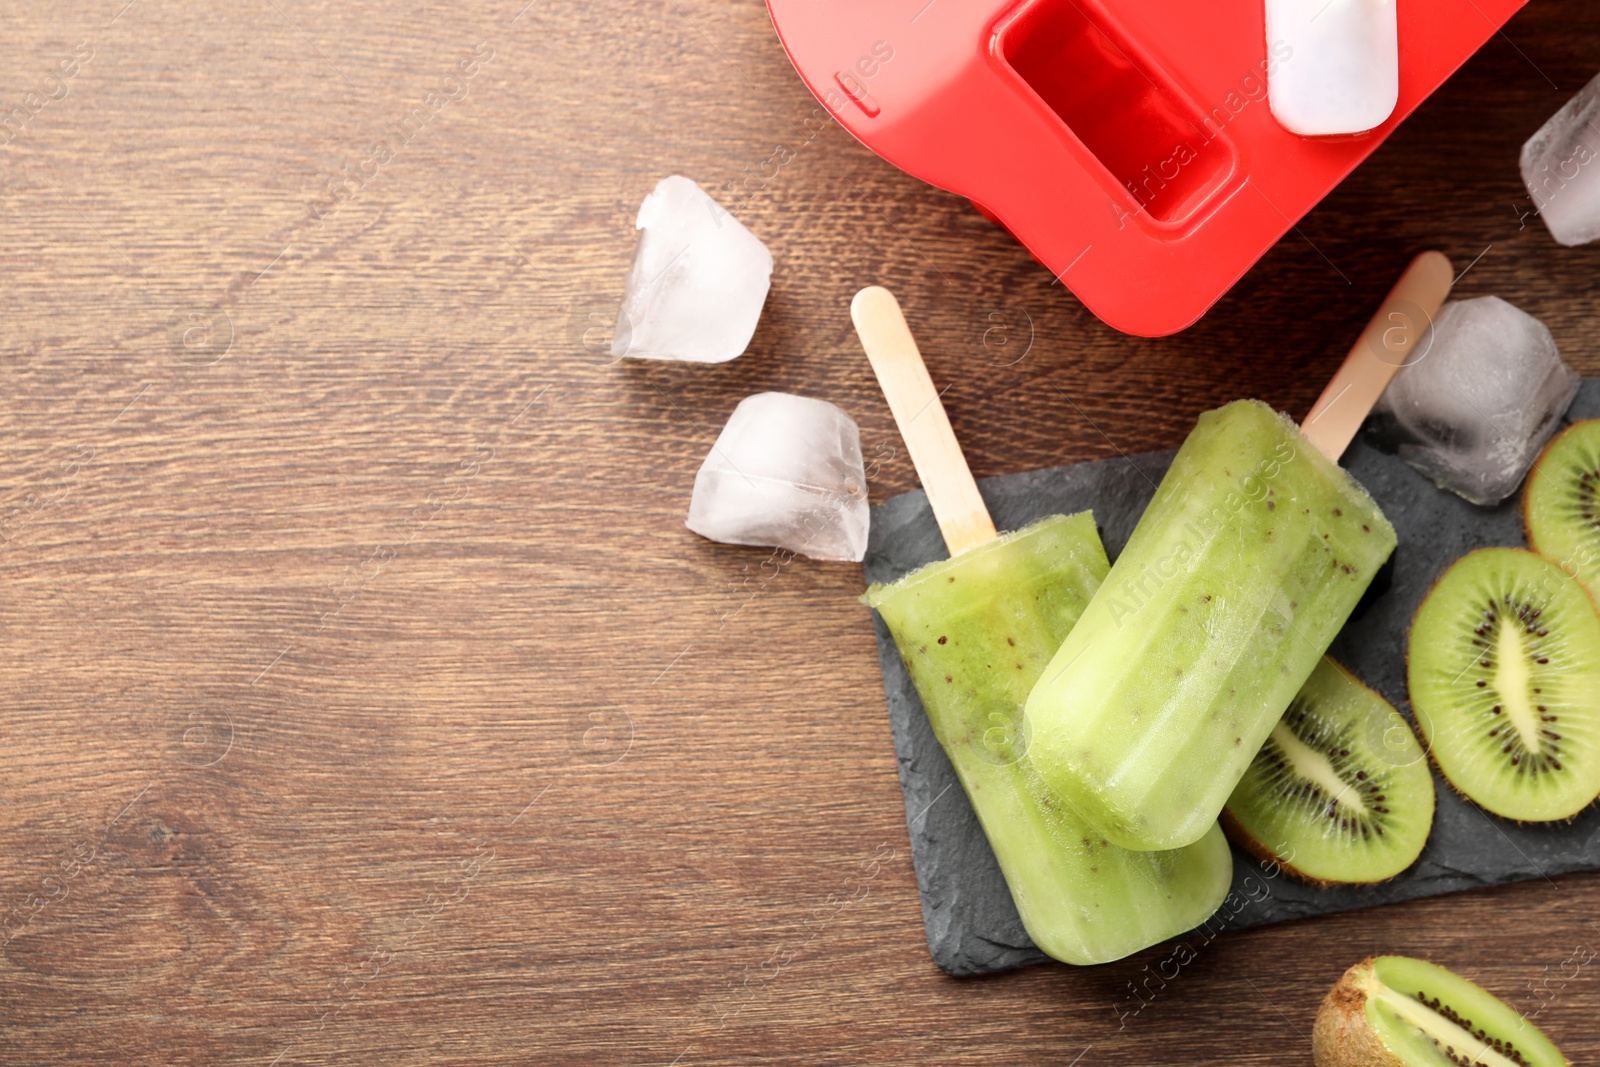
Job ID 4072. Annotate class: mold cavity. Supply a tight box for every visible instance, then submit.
[997,0,1236,224]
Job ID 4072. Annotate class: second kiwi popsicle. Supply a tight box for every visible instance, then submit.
[1024,253,1452,853]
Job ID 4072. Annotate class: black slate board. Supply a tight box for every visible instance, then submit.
[863,380,1600,978]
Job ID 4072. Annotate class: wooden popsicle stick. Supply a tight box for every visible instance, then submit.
[851,286,999,557]
[1301,250,1455,460]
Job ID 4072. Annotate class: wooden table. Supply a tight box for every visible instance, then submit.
[2,1,1597,1062]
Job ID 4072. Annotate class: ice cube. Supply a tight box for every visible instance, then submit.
[611,176,773,363]
[1266,0,1399,137]
[1369,297,1578,506]
[687,393,869,562]
[1521,71,1600,247]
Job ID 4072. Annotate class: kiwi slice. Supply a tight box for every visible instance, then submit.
[1313,955,1568,1067]
[1524,419,1600,589]
[1221,657,1433,884]
[1409,547,1600,821]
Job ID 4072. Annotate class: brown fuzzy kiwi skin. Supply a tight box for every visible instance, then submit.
[1218,806,1426,887]
[1313,959,1403,1067]
[1404,548,1600,824]
[1218,807,1335,887]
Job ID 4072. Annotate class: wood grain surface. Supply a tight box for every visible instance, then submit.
[2,1,1598,1063]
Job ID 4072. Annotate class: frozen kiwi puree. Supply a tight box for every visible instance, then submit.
[863,512,1233,965]
[1024,401,1398,853]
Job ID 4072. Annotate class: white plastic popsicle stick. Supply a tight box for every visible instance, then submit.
[851,286,999,557]
[1266,0,1399,136]
[1301,250,1454,461]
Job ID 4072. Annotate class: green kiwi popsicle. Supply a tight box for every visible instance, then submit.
[1024,401,1398,851]
[1023,252,1455,853]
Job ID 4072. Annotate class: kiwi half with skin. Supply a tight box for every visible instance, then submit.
[1409,547,1600,821]
[1222,657,1433,884]
[1524,419,1600,590]
[1313,955,1568,1067]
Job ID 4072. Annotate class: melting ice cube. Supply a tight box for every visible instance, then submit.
[687,393,869,562]
[1369,297,1578,506]
[1521,71,1600,247]
[611,176,773,363]
[1266,0,1398,137]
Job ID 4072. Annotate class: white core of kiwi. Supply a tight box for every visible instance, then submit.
[1367,981,1524,1067]
[1268,721,1372,819]
[1493,624,1544,756]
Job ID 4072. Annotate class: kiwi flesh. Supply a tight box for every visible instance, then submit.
[1524,419,1600,591]
[1221,657,1434,884]
[1313,955,1568,1067]
[1408,547,1600,821]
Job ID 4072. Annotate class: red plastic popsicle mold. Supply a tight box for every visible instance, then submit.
[766,0,1528,336]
